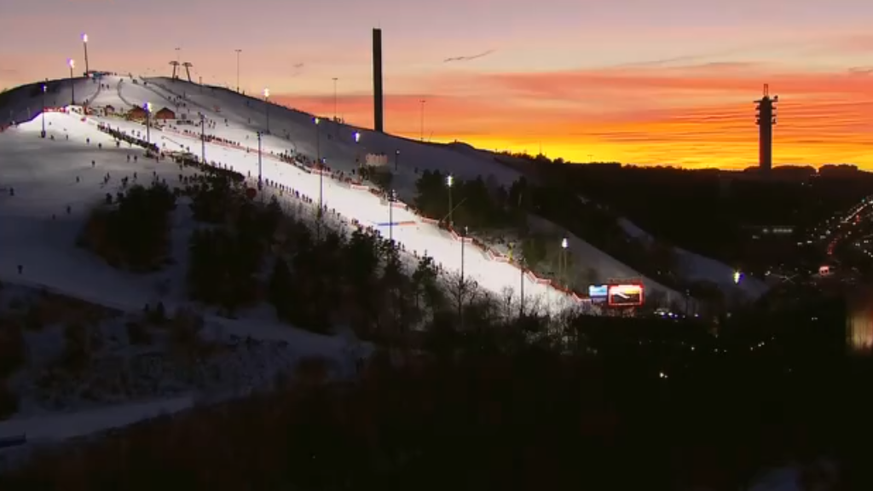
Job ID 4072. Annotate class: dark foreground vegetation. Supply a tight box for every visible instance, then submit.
[0,292,868,490]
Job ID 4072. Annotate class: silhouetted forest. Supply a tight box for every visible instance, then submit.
[0,290,867,490]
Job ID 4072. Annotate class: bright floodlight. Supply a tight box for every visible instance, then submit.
[42,84,46,93]
[145,102,152,112]
[263,87,270,98]
[446,175,453,187]
[354,131,360,143]
[68,58,75,68]
[314,117,320,124]
[733,271,742,284]
[82,33,88,43]
[561,238,568,249]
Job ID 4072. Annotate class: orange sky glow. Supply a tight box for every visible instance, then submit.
[281,63,873,169]
[3,0,873,169]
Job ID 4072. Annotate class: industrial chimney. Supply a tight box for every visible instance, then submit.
[372,28,384,133]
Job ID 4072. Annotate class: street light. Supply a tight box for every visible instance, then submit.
[459,225,469,324]
[332,77,338,121]
[257,131,263,190]
[353,131,362,171]
[200,113,206,165]
[388,189,396,243]
[733,270,743,285]
[560,237,569,284]
[394,149,399,171]
[519,254,526,317]
[314,117,323,238]
[144,102,152,148]
[234,49,242,93]
[82,34,90,76]
[67,59,75,105]
[40,82,47,138]
[446,174,454,228]
[263,87,270,133]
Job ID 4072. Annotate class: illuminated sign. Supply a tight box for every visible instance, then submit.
[588,285,608,298]
[607,284,644,307]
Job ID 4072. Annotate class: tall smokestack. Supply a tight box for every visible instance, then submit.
[372,28,384,133]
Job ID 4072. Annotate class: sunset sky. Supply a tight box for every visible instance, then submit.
[2,0,873,168]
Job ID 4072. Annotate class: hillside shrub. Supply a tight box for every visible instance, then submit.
[79,182,176,272]
[0,319,27,378]
[0,381,18,421]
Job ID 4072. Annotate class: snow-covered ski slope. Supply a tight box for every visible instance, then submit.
[1,73,764,305]
[0,80,577,315]
[142,77,766,301]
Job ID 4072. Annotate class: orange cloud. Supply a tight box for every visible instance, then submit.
[277,62,873,169]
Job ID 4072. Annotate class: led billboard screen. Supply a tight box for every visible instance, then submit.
[588,285,608,298]
[607,284,644,307]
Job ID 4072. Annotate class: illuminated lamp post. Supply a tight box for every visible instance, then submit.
[459,225,468,324]
[353,131,361,171]
[519,254,526,317]
[560,237,569,284]
[82,34,90,76]
[41,83,47,138]
[315,116,323,239]
[234,49,242,93]
[394,149,399,171]
[144,102,152,147]
[200,113,206,165]
[68,59,75,105]
[388,189,396,243]
[332,77,338,121]
[257,131,263,190]
[263,87,270,133]
[446,174,454,228]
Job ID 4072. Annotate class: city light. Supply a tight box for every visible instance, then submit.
[446,175,453,187]
[263,87,270,98]
[82,33,88,43]
[354,131,360,143]
[68,59,75,68]
[733,271,743,284]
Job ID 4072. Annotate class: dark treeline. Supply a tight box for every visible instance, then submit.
[411,168,713,307]
[0,290,867,490]
[527,162,873,272]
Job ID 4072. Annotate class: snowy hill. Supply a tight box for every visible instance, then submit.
[1,74,764,306]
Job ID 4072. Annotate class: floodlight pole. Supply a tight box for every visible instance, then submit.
[82,34,90,76]
[263,88,270,133]
[389,189,395,243]
[459,225,467,325]
[332,77,338,121]
[446,175,454,228]
[144,102,152,148]
[235,49,242,93]
[520,256,525,317]
[315,117,323,239]
[257,131,263,190]
[68,59,75,105]
[200,113,206,165]
[41,83,47,138]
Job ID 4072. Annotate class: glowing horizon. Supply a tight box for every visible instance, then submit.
[2,0,873,169]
